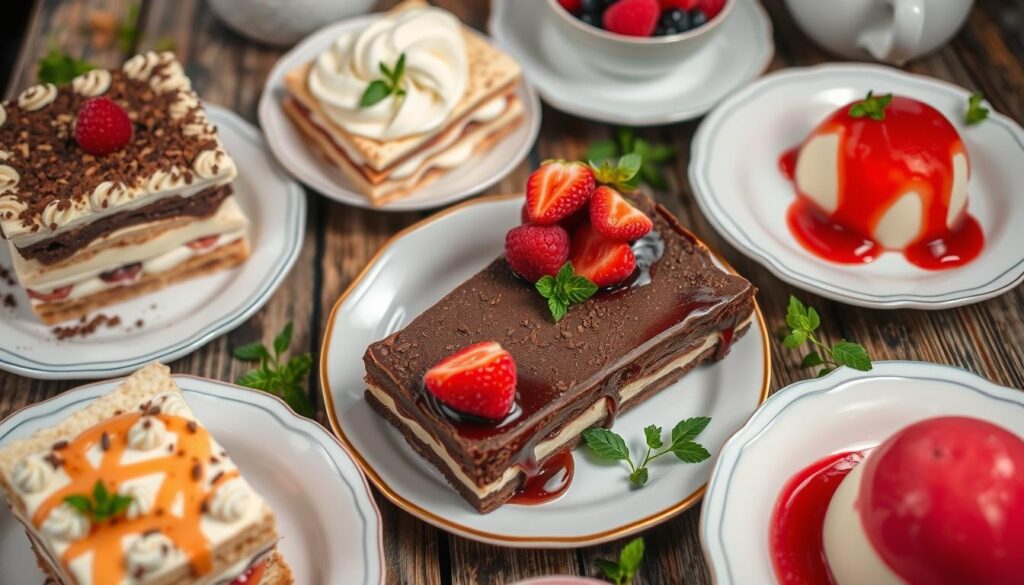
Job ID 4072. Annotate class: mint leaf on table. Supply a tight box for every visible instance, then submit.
[583,416,712,488]
[536,262,598,322]
[360,53,407,107]
[848,90,893,121]
[233,321,315,417]
[597,537,645,585]
[781,295,874,377]
[37,45,94,85]
[965,92,990,125]
[587,128,675,191]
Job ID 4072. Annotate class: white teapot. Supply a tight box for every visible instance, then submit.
[785,0,973,65]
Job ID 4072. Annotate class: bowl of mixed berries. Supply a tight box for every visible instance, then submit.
[545,0,731,78]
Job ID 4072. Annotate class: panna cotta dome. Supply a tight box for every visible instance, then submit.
[823,416,1024,585]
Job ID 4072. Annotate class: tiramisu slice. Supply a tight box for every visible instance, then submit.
[0,363,293,584]
[363,161,756,512]
[282,0,524,206]
[0,52,249,324]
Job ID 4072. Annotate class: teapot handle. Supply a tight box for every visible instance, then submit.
[861,0,926,65]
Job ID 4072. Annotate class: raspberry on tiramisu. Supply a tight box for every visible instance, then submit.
[0,52,249,324]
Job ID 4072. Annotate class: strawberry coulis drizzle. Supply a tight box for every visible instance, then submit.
[780,97,983,270]
[769,450,866,585]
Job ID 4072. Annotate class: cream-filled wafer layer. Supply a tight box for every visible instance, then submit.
[368,314,754,500]
[12,197,248,290]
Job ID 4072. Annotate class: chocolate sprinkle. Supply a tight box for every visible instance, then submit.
[100,431,110,451]
[191,462,201,480]
[51,440,68,450]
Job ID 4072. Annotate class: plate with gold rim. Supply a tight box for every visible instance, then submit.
[320,193,770,548]
[0,373,385,584]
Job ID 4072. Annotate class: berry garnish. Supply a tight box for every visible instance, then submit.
[655,8,692,35]
[505,224,571,283]
[525,160,596,225]
[74,97,133,156]
[603,0,660,37]
[696,0,725,19]
[187,235,220,250]
[570,224,637,287]
[557,0,583,12]
[424,341,517,421]
[27,285,73,302]
[589,186,654,241]
[661,0,698,9]
[98,262,143,284]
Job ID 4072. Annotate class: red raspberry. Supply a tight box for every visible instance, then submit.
[698,0,726,19]
[505,224,570,283]
[74,97,133,156]
[603,0,660,37]
[662,0,698,9]
[557,0,583,12]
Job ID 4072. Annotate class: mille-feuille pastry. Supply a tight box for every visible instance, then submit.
[0,52,249,324]
[0,363,293,585]
[282,0,525,206]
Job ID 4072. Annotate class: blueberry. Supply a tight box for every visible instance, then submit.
[581,0,603,13]
[662,9,690,31]
[655,25,668,36]
[690,9,708,28]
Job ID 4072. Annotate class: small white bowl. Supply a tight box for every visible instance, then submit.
[543,0,735,78]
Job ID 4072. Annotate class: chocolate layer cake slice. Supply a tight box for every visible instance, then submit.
[363,194,756,512]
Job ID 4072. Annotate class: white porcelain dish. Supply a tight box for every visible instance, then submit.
[489,0,773,125]
[690,64,1024,309]
[0,374,385,584]
[701,361,1024,584]
[320,194,770,547]
[258,16,541,212]
[0,107,305,379]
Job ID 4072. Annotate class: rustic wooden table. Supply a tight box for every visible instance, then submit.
[2,0,1023,583]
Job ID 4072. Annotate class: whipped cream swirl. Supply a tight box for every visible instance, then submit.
[120,483,153,520]
[12,454,54,494]
[0,103,6,127]
[127,416,167,451]
[0,165,19,194]
[124,51,169,81]
[0,195,26,220]
[42,503,90,541]
[308,6,468,141]
[127,531,174,575]
[194,149,236,181]
[89,181,132,210]
[18,84,57,111]
[41,199,79,230]
[155,393,194,420]
[72,69,112,97]
[207,478,252,523]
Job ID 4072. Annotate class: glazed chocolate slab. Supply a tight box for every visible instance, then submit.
[363,195,756,512]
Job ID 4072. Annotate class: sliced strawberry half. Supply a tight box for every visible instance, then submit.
[570,224,637,287]
[589,186,653,241]
[424,341,517,420]
[525,161,596,225]
[99,262,143,284]
[27,285,73,302]
[187,235,220,250]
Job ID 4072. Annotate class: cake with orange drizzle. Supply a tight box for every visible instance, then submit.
[0,363,293,585]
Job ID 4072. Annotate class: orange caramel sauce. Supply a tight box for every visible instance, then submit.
[32,412,237,584]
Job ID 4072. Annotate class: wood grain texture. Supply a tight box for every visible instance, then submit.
[1,0,1023,583]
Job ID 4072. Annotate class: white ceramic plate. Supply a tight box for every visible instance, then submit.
[690,64,1024,309]
[488,0,773,126]
[700,361,1024,585]
[258,16,542,212]
[0,374,385,584]
[0,106,305,380]
[320,194,770,547]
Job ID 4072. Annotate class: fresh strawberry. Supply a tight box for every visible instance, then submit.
[570,224,637,287]
[525,161,596,225]
[559,207,590,235]
[557,0,582,12]
[99,262,143,284]
[505,224,570,282]
[589,186,653,241]
[697,0,726,19]
[74,97,133,156]
[424,341,517,420]
[603,0,660,37]
[27,285,73,302]
[661,0,698,9]
[187,235,220,250]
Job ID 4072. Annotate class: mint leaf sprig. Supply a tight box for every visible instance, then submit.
[965,92,990,125]
[64,480,133,523]
[233,322,315,417]
[360,53,407,108]
[596,537,645,585]
[588,128,675,190]
[783,296,872,377]
[583,417,712,488]
[849,90,893,121]
[536,262,598,322]
[37,45,94,85]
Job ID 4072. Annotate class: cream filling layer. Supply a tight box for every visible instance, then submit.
[12,197,248,289]
[3,172,236,248]
[370,315,752,500]
[27,230,246,305]
[309,95,511,173]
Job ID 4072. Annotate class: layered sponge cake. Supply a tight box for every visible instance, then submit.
[282,0,524,205]
[0,52,249,324]
[0,363,293,585]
